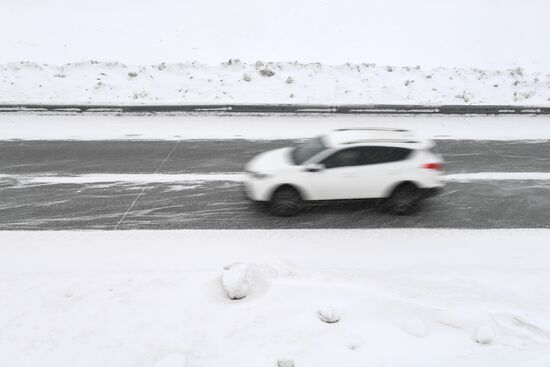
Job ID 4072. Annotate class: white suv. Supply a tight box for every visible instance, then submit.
[244,128,444,216]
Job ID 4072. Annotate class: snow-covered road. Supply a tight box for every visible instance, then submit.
[1,134,550,229]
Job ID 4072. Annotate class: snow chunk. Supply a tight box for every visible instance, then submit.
[401,318,427,337]
[222,263,254,299]
[277,359,295,367]
[154,354,187,367]
[475,325,495,345]
[221,262,276,300]
[318,307,340,323]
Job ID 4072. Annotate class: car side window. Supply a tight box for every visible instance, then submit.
[360,147,412,165]
[322,148,362,169]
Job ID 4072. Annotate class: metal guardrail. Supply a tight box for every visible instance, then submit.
[0,104,549,114]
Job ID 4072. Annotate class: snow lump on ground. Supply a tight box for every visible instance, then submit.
[221,262,276,300]
[318,306,341,324]
[475,325,495,345]
[222,262,255,299]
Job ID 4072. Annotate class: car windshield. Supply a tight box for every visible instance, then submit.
[292,137,327,165]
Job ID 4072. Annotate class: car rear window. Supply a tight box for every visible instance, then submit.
[359,146,412,165]
[321,146,411,168]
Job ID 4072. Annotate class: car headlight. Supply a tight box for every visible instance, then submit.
[247,171,272,180]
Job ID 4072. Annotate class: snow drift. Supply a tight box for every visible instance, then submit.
[1,60,548,105]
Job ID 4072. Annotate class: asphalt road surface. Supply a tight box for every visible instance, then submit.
[1,140,549,229]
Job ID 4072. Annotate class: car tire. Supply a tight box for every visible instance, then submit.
[270,186,303,217]
[387,183,421,215]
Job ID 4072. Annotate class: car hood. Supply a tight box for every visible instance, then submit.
[246,147,294,173]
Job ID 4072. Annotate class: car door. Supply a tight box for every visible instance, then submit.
[303,147,365,200]
[355,146,413,198]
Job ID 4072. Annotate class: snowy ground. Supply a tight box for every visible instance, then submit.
[1,113,550,140]
[1,61,549,105]
[1,229,550,367]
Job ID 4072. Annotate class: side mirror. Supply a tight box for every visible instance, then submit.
[304,163,325,172]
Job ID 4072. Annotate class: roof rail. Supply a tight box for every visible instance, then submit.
[341,139,419,145]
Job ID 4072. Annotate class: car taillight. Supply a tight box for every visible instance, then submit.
[422,162,443,170]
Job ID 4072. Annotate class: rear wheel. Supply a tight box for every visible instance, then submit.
[270,186,303,217]
[387,183,421,215]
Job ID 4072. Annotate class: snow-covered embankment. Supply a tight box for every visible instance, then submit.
[1,60,549,105]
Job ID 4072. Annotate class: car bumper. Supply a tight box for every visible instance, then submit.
[242,176,270,202]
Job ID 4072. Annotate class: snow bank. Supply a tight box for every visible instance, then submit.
[1,230,550,367]
[1,60,549,105]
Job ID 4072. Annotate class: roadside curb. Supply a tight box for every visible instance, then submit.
[1,104,549,115]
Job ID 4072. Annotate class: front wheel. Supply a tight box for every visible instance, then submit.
[270,186,303,217]
[386,183,421,215]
